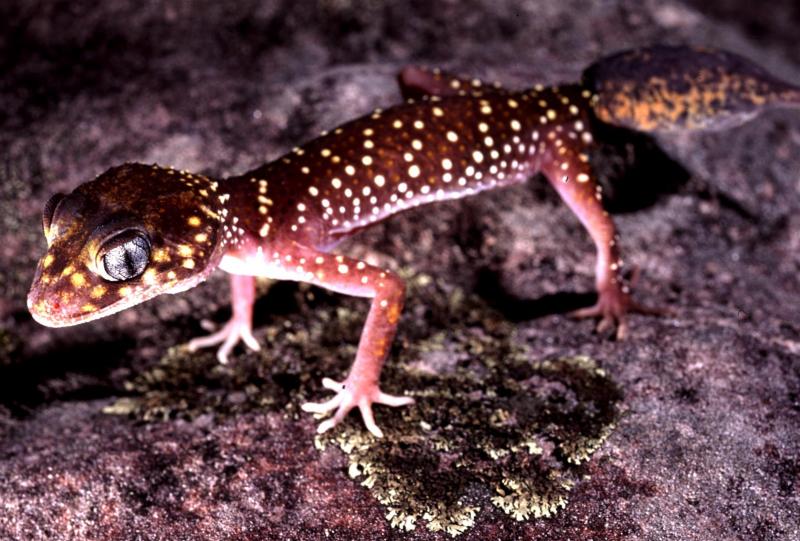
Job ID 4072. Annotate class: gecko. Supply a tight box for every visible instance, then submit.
[27,46,800,437]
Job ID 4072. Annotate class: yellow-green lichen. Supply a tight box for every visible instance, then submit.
[105,269,622,535]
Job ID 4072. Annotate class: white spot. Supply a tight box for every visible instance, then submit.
[362,155,373,166]
[408,165,421,178]
[345,165,356,175]
[446,131,458,142]
[374,175,386,187]
[398,182,408,193]
[510,119,521,131]
[472,150,484,163]
[331,178,342,189]
[442,158,452,170]
[412,139,423,150]
[413,120,424,129]
[308,187,319,196]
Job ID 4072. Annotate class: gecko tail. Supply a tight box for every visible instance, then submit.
[582,45,800,133]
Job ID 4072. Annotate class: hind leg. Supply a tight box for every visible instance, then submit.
[540,127,660,338]
[397,66,507,100]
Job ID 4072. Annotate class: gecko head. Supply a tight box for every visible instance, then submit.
[28,163,225,327]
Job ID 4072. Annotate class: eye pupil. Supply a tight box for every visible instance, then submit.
[101,234,150,281]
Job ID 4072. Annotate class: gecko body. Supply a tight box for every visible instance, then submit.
[28,46,800,436]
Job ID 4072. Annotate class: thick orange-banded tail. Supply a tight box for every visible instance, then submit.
[582,45,800,132]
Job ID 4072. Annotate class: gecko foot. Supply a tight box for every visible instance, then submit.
[186,317,261,364]
[301,377,414,438]
[569,272,666,340]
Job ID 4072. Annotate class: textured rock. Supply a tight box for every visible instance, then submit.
[1,0,799,540]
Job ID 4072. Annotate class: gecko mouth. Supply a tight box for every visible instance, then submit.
[27,292,132,327]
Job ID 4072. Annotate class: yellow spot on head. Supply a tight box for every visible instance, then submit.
[118,286,132,298]
[43,254,54,268]
[167,271,177,280]
[90,285,106,299]
[187,216,201,227]
[194,233,208,243]
[81,304,96,313]
[182,259,196,269]
[61,265,75,277]
[153,249,170,263]
[178,245,193,257]
[432,107,444,117]
[70,272,87,288]
[142,268,158,285]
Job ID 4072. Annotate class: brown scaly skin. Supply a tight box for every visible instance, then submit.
[28,45,800,436]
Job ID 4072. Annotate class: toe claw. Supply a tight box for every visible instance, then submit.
[376,392,415,407]
[322,377,344,391]
[359,401,384,438]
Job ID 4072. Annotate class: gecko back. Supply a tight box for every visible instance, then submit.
[583,45,800,132]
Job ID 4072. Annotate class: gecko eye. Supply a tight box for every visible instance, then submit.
[42,193,65,235]
[97,230,151,282]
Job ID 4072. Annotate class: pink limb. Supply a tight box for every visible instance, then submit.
[294,246,414,437]
[541,142,661,339]
[187,274,260,364]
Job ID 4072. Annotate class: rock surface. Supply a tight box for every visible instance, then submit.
[1,0,799,540]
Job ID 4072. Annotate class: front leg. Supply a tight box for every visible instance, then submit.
[187,274,261,364]
[298,248,413,437]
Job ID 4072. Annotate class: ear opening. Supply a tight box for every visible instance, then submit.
[42,192,65,236]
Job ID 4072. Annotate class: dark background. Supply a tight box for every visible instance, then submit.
[0,1,799,540]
